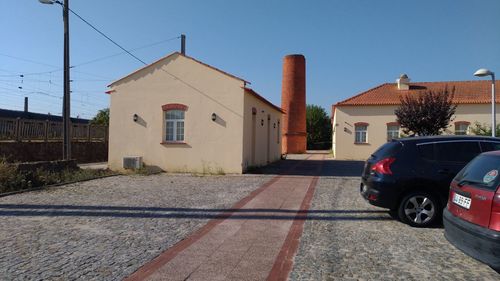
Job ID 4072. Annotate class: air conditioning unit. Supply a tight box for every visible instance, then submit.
[123,156,143,169]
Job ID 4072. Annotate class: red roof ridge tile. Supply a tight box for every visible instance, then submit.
[335,83,390,106]
[408,80,487,84]
[335,80,500,107]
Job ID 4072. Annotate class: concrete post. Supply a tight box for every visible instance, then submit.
[44,120,49,142]
[15,118,21,142]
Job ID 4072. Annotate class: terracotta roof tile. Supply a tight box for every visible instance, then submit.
[335,81,500,106]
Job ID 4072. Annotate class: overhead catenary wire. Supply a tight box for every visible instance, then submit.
[0,34,180,79]
[0,91,105,112]
[1,7,240,119]
[0,83,108,108]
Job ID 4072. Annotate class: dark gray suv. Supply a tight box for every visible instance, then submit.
[360,136,500,227]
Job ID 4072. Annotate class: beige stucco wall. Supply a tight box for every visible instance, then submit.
[333,104,500,161]
[242,94,282,170]
[108,53,247,173]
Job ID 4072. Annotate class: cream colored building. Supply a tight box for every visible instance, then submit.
[332,75,500,160]
[107,52,283,173]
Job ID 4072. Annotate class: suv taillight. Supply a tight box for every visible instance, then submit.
[371,157,395,175]
[490,190,500,231]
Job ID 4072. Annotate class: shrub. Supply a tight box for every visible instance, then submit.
[0,159,31,193]
[0,158,116,194]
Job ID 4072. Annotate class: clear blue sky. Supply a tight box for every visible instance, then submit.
[1,0,499,119]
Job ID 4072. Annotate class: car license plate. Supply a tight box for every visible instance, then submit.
[452,193,471,209]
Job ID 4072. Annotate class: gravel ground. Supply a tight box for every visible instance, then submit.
[290,177,499,280]
[0,173,272,281]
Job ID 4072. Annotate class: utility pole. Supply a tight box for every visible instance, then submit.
[63,0,71,160]
[181,34,186,55]
[39,0,72,159]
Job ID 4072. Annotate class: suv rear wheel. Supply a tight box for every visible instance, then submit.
[398,191,441,227]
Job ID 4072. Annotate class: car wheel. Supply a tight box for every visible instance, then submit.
[398,191,441,227]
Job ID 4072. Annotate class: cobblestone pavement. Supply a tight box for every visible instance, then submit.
[0,174,271,280]
[290,177,499,281]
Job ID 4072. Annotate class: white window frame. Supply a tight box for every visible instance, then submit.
[387,124,400,141]
[455,123,469,135]
[164,109,185,142]
[355,124,368,143]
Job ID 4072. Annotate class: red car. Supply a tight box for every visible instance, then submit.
[444,150,500,271]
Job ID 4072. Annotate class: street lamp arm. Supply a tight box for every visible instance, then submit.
[39,0,62,5]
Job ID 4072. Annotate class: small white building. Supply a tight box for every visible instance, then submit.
[332,75,500,160]
[107,52,283,173]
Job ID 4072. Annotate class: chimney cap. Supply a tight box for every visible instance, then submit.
[397,74,410,90]
[284,54,305,59]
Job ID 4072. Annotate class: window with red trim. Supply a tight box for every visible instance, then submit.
[162,104,187,142]
[354,123,368,143]
[387,123,400,141]
[455,121,470,135]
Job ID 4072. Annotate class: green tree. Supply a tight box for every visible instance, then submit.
[395,87,457,136]
[306,105,332,150]
[470,122,500,136]
[90,108,109,126]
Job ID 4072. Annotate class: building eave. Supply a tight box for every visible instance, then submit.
[243,87,284,114]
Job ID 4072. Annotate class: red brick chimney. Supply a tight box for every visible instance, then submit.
[281,54,306,154]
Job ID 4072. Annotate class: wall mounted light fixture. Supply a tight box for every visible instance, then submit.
[133,114,138,122]
[211,113,217,121]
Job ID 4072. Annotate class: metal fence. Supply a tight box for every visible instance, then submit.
[0,117,107,142]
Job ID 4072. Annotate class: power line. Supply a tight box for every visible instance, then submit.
[0,54,112,80]
[0,34,179,78]
[0,75,111,96]
[67,11,245,118]
[72,36,180,68]
[0,53,57,68]
[67,12,246,118]
[68,8,148,66]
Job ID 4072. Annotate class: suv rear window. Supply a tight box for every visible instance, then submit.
[454,154,500,191]
[435,141,480,163]
[480,141,500,152]
[371,141,402,158]
[417,143,435,161]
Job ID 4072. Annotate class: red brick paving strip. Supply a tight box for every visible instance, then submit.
[125,154,322,281]
[124,176,281,281]
[266,176,319,281]
[267,154,324,281]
